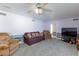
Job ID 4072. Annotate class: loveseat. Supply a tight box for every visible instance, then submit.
[24,32,44,45]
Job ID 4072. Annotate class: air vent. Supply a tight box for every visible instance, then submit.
[0,12,6,16]
[73,18,79,21]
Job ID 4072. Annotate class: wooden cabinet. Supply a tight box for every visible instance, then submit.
[43,30,51,39]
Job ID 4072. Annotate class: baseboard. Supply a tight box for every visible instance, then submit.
[52,35,65,40]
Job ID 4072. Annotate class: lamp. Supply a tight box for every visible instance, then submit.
[35,7,43,15]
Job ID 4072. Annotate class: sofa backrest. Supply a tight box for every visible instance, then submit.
[0,33,9,36]
[0,33,10,41]
[24,32,41,39]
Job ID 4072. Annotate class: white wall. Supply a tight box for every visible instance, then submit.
[54,17,79,34]
[43,17,79,35]
[0,10,43,35]
[57,17,79,33]
[43,20,58,33]
[2,9,79,35]
[43,20,51,30]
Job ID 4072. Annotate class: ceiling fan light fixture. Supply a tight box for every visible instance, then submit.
[35,7,43,15]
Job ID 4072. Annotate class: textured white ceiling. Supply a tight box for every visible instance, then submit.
[0,3,79,20]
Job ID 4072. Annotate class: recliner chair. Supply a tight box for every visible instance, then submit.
[0,33,20,56]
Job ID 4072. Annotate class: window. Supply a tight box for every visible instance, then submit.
[50,24,53,34]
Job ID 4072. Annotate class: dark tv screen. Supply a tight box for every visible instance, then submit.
[62,28,77,37]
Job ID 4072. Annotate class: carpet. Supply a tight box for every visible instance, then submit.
[12,38,78,56]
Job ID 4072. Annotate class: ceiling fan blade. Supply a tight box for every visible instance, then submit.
[0,12,6,16]
[41,3,48,8]
[36,3,48,8]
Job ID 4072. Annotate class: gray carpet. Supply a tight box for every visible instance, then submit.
[12,38,78,56]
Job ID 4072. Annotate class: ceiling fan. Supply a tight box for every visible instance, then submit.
[0,12,6,16]
[27,3,52,15]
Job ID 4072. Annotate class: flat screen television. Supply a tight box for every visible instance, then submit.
[62,28,77,37]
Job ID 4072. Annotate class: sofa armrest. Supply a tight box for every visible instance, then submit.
[10,39,19,42]
[0,44,9,49]
[24,35,29,39]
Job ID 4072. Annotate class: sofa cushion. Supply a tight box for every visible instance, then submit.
[9,41,19,50]
[27,33,32,39]
[0,48,9,56]
[40,32,43,36]
[32,33,36,37]
[0,41,9,45]
[0,44,9,49]
[0,36,10,46]
[0,36,10,41]
[35,33,40,37]
[9,39,18,44]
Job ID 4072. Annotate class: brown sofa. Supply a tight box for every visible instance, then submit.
[0,33,20,56]
[24,32,44,45]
